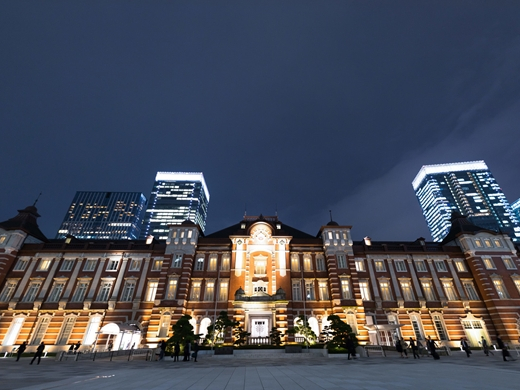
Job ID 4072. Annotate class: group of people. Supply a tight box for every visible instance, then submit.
[67,341,82,354]
[477,335,516,362]
[395,336,441,359]
[156,339,199,362]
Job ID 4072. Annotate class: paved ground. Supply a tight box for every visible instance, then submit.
[1,350,520,390]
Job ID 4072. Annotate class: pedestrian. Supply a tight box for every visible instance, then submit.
[74,341,81,354]
[68,344,74,354]
[400,338,408,358]
[192,340,199,362]
[158,340,166,360]
[496,335,515,361]
[173,341,180,362]
[395,338,405,358]
[183,340,191,361]
[481,336,493,356]
[409,337,420,359]
[107,340,113,352]
[461,338,471,357]
[427,336,440,360]
[346,335,356,360]
[16,341,27,361]
[30,342,45,365]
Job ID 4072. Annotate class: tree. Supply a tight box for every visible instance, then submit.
[206,311,238,346]
[233,321,250,346]
[326,314,358,349]
[269,327,283,346]
[166,314,196,353]
[287,316,316,347]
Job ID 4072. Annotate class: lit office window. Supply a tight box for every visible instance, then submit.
[502,257,516,270]
[400,281,415,301]
[38,259,52,271]
[218,281,228,301]
[304,256,312,271]
[492,278,509,299]
[292,280,302,301]
[190,281,201,301]
[166,279,178,300]
[208,256,217,271]
[379,281,393,300]
[442,281,458,301]
[482,257,496,270]
[341,279,351,299]
[355,259,366,272]
[151,259,163,271]
[375,261,386,272]
[145,281,159,301]
[255,258,267,275]
[291,255,300,271]
[318,281,329,300]
[204,281,215,301]
[421,281,436,301]
[221,254,230,271]
[83,316,102,345]
[359,281,371,301]
[2,317,25,346]
[129,259,141,271]
[454,260,467,272]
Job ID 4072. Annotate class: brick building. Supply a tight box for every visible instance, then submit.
[1,205,520,353]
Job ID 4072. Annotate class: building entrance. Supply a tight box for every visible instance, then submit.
[250,318,269,337]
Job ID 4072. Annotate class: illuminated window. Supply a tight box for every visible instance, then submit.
[492,278,509,299]
[172,254,182,268]
[502,257,516,270]
[291,255,300,271]
[158,313,171,338]
[355,259,365,272]
[482,257,496,270]
[415,260,427,272]
[442,281,458,301]
[512,277,520,295]
[221,254,230,271]
[0,280,18,302]
[341,279,351,299]
[318,281,329,300]
[454,260,466,272]
[204,281,215,301]
[120,280,136,301]
[195,256,205,271]
[166,279,178,300]
[304,256,312,271]
[421,280,436,301]
[359,280,371,301]
[190,281,201,301]
[475,239,483,247]
[292,280,302,301]
[400,280,415,301]
[145,281,159,302]
[316,256,326,271]
[2,317,25,346]
[83,316,101,345]
[379,280,393,301]
[305,281,315,300]
[462,281,479,300]
[337,254,347,269]
[394,260,406,272]
[151,259,163,271]
[493,239,502,247]
[375,261,386,272]
[38,259,52,271]
[254,257,267,275]
[208,256,217,271]
[218,281,228,301]
[484,239,493,248]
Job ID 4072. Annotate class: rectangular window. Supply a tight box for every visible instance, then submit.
[38,259,52,271]
[375,261,386,272]
[475,239,483,247]
[503,257,516,270]
[221,255,230,271]
[195,257,204,271]
[394,260,406,272]
[204,281,214,301]
[96,281,113,301]
[316,256,326,271]
[208,256,217,271]
[304,256,312,271]
[379,281,393,300]
[432,314,448,341]
[492,279,509,299]
[22,282,41,302]
[442,281,458,301]
[13,258,29,271]
[145,281,159,301]
[291,255,300,272]
[355,259,365,272]
[494,239,502,247]
[482,257,496,270]
[128,259,141,271]
[318,281,329,300]
[120,281,136,302]
[166,279,178,300]
[151,259,163,271]
[83,316,101,345]
[255,259,267,275]
[56,317,76,345]
[71,282,89,302]
[190,281,201,301]
[400,281,415,301]
[292,280,302,301]
[218,281,228,301]
[0,281,18,302]
[454,260,467,272]
[484,239,493,248]
[60,259,74,271]
[106,259,119,271]
[359,280,371,301]
[31,317,51,345]
[463,281,479,300]
[172,254,182,268]
[341,279,351,299]
[415,260,427,272]
[513,279,520,295]
[47,282,65,302]
[305,281,315,300]
[435,261,447,272]
[337,254,347,269]
[421,281,436,301]
[83,259,97,271]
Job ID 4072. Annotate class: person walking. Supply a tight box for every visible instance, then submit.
[409,337,420,359]
[30,342,45,365]
[427,336,439,360]
[173,341,180,362]
[481,336,493,356]
[183,340,191,361]
[16,341,27,361]
[496,335,515,361]
[400,338,408,358]
[192,340,199,362]
[107,340,113,352]
[461,338,471,357]
[158,340,166,360]
[395,338,405,358]
[74,341,81,354]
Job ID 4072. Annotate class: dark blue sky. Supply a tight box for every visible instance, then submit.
[1,1,520,241]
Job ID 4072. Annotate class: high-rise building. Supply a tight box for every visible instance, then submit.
[141,172,210,239]
[56,192,147,240]
[511,198,520,222]
[412,160,520,242]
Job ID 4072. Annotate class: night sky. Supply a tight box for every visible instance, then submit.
[2,2,520,241]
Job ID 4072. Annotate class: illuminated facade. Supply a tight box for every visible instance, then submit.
[1,205,520,354]
[56,192,147,240]
[141,172,210,240]
[413,161,520,242]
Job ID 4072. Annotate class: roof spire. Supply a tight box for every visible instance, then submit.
[329,210,333,222]
[33,192,42,206]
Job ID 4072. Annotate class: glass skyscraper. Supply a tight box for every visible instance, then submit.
[511,198,520,222]
[412,161,520,242]
[56,192,147,240]
[141,172,210,240]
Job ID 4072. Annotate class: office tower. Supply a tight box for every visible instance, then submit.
[412,161,520,242]
[56,192,147,240]
[141,172,210,239]
[511,198,520,222]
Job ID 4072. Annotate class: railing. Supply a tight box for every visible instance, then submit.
[364,345,386,357]
[58,348,153,362]
[247,337,270,345]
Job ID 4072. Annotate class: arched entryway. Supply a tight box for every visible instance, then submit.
[99,323,142,351]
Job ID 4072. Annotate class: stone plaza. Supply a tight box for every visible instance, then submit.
[2,350,520,390]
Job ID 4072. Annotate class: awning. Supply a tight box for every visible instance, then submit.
[100,323,141,335]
